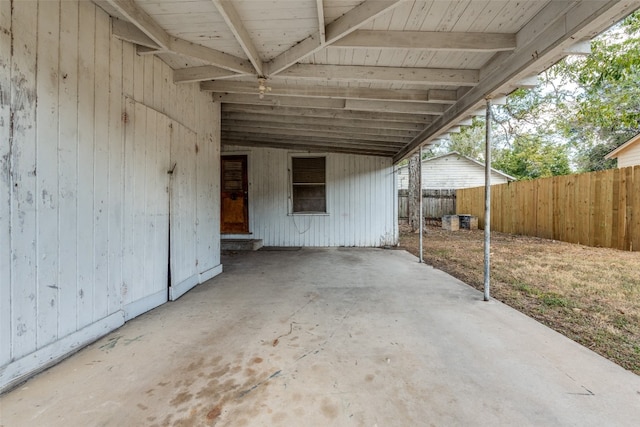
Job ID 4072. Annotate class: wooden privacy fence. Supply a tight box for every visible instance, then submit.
[456,166,640,251]
[398,189,456,220]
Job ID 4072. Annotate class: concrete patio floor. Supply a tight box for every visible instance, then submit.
[1,248,639,426]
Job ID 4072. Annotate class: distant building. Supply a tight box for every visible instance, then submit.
[396,152,516,190]
[605,133,640,168]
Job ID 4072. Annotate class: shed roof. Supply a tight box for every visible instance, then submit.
[95,0,640,162]
[605,133,640,159]
[397,151,516,181]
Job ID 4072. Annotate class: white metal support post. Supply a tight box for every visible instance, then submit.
[483,98,492,301]
[419,144,424,263]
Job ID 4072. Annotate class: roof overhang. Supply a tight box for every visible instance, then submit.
[96,0,640,163]
[605,132,640,159]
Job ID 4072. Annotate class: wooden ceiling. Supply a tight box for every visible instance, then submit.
[96,0,640,161]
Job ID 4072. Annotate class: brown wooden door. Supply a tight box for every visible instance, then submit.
[221,155,249,233]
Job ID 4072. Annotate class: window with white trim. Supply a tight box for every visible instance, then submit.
[291,156,326,214]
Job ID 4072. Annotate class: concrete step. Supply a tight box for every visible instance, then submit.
[221,238,263,251]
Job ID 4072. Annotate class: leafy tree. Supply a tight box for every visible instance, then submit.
[430,118,487,160]
[555,10,640,170]
[425,11,640,177]
[493,135,571,180]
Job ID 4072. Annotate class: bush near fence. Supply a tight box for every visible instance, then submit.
[456,165,640,251]
[398,189,456,220]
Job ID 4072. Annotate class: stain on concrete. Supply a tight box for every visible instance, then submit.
[206,404,222,421]
[321,397,338,419]
[170,391,193,406]
[99,336,121,351]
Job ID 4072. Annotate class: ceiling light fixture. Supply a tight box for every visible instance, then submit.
[258,77,271,99]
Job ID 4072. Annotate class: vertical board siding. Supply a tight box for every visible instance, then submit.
[107,29,124,315]
[57,0,79,339]
[170,122,199,290]
[457,166,640,252]
[76,0,96,330]
[36,0,61,347]
[196,101,220,275]
[11,0,39,360]
[122,100,171,306]
[93,6,111,323]
[223,146,397,247]
[0,0,12,365]
[1,0,221,390]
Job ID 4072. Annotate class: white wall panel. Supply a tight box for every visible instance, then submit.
[35,0,61,348]
[169,121,199,299]
[76,0,96,330]
[10,0,39,360]
[1,0,222,392]
[107,22,124,315]
[122,99,171,308]
[196,101,221,280]
[57,0,80,339]
[223,146,397,247]
[0,0,13,366]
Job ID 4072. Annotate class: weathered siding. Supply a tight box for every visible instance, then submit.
[397,154,512,189]
[223,146,397,247]
[617,142,640,168]
[1,0,221,391]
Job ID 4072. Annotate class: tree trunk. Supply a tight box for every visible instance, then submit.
[408,152,421,232]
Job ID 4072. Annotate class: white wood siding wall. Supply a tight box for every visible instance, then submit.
[0,0,221,391]
[617,143,640,168]
[397,155,511,189]
[223,146,397,247]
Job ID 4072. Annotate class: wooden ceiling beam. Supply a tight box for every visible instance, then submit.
[105,0,170,48]
[221,127,413,143]
[344,99,445,115]
[222,112,430,131]
[169,38,254,75]
[210,0,264,76]
[222,119,418,138]
[111,17,160,49]
[274,64,479,86]
[332,30,517,51]
[213,93,446,115]
[174,66,240,84]
[222,133,403,150]
[108,13,252,74]
[223,139,394,157]
[220,104,431,123]
[214,93,346,109]
[264,0,404,76]
[220,104,432,124]
[202,81,457,103]
[316,0,326,44]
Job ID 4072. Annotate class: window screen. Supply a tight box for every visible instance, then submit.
[291,156,326,213]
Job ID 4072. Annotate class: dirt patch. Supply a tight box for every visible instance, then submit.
[399,224,640,375]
